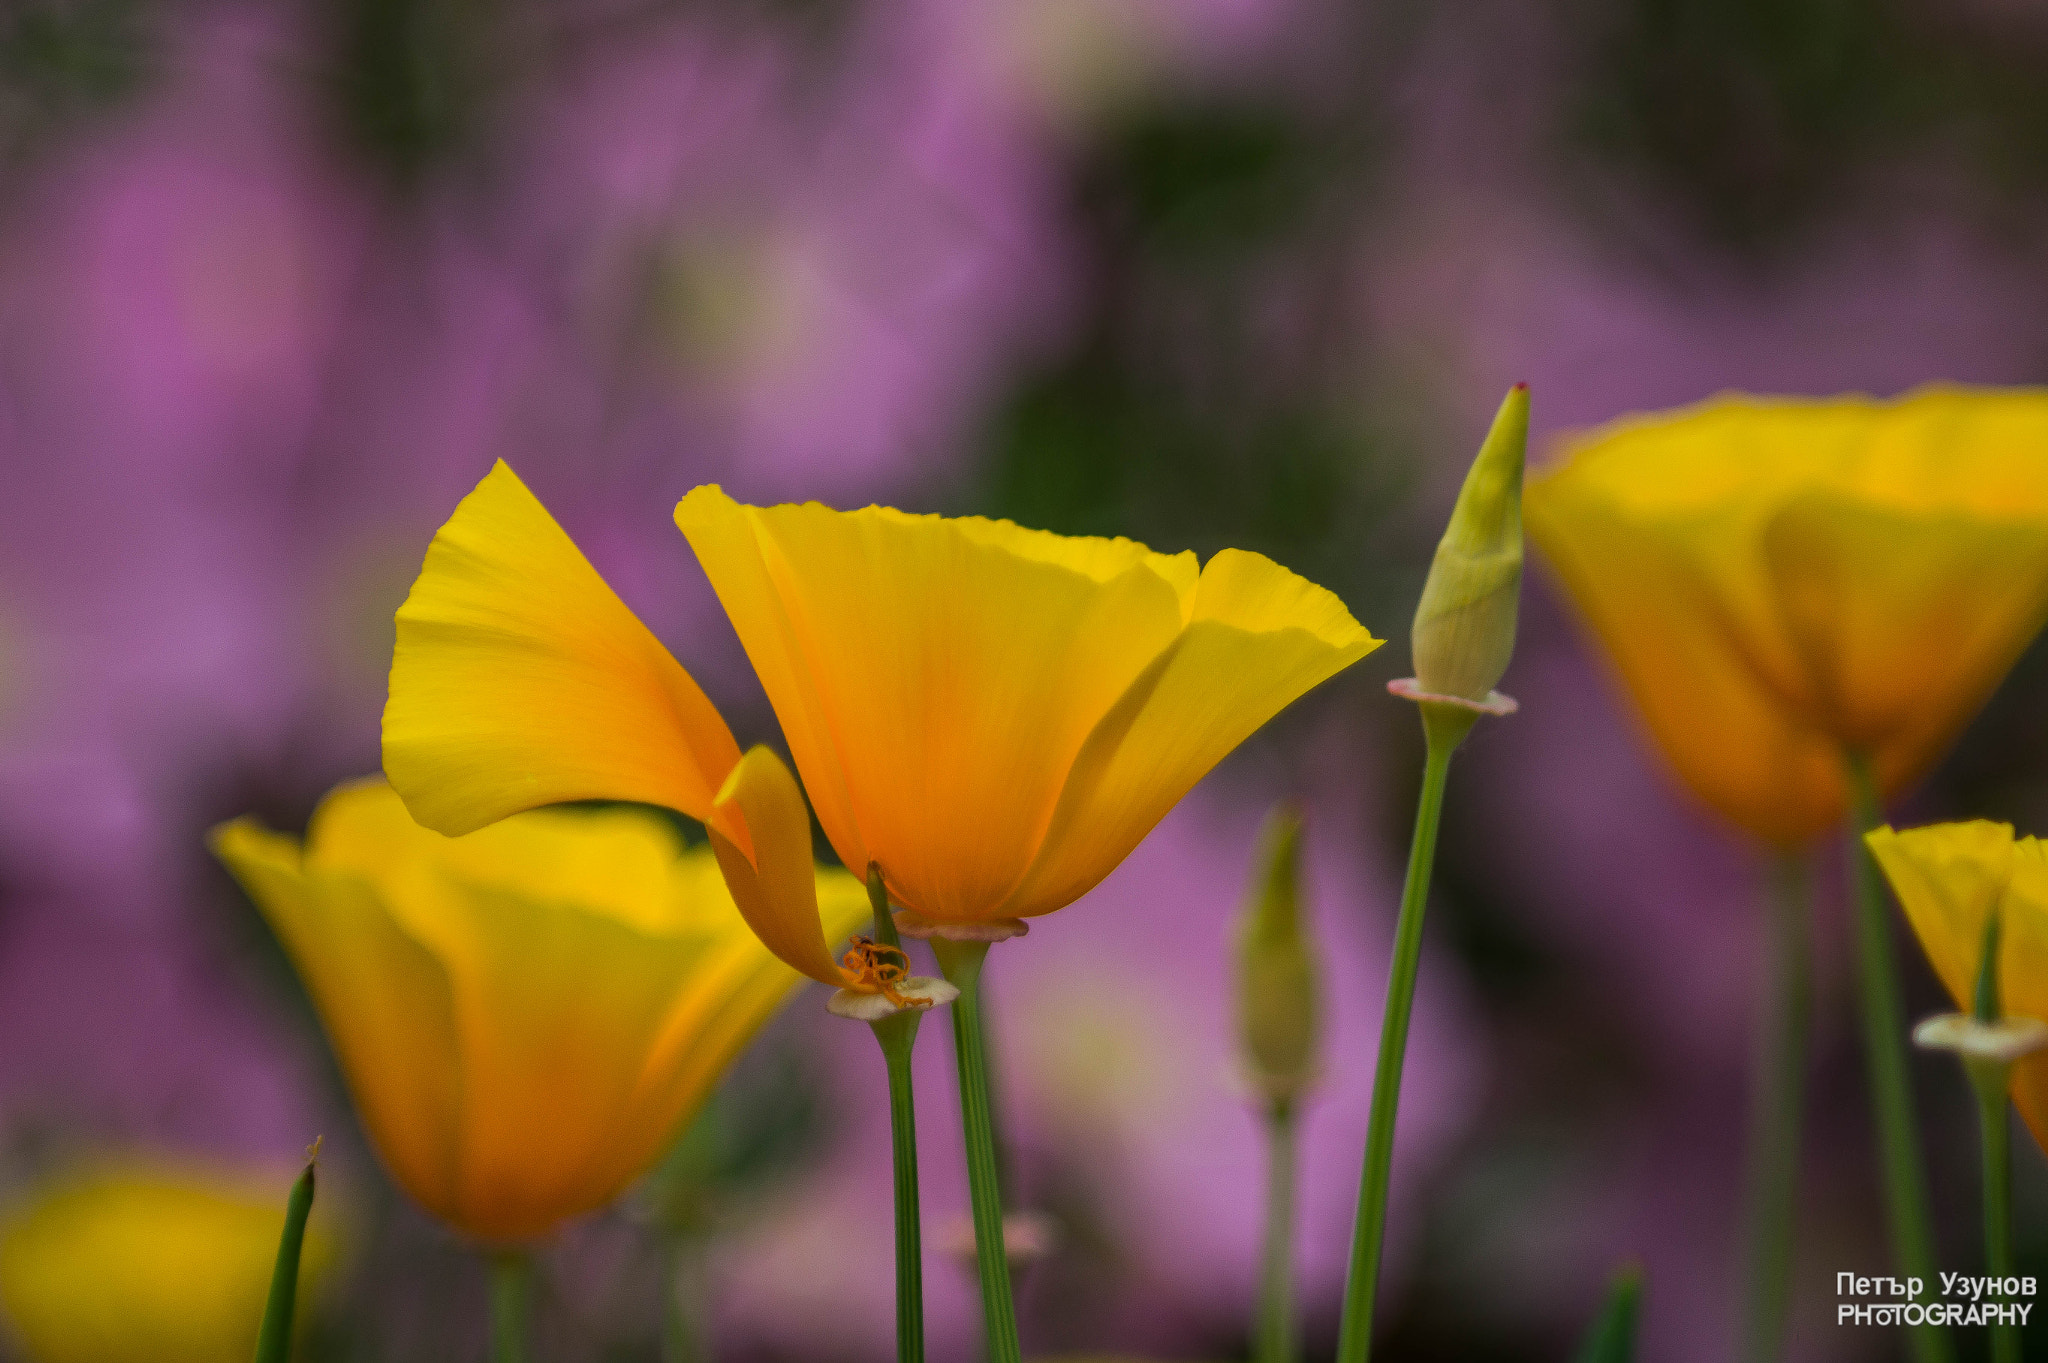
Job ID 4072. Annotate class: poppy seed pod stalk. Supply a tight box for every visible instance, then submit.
[1235,806,1320,1107]
[1235,805,1319,1363]
[1411,384,1527,707]
[1340,385,1528,1363]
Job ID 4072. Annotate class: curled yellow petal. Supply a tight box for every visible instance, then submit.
[708,745,850,988]
[385,461,741,836]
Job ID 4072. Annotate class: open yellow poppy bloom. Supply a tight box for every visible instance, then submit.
[674,486,1379,927]
[1866,821,2048,1150]
[212,779,867,1244]
[0,1165,332,1363]
[1527,386,2048,846]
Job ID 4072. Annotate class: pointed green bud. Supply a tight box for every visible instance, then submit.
[1412,384,1528,703]
[1234,805,1320,1108]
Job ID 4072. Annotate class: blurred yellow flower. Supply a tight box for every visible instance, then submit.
[212,778,867,1244]
[1527,386,2048,845]
[1867,821,2048,1148]
[674,486,1379,928]
[0,1165,332,1363]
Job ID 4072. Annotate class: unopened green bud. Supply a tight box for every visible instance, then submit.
[1234,806,1320,1108]
[1412,384,1528,703]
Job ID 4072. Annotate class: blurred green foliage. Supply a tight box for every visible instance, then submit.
[981,96,1419,646]
[328,0,499,182]
[0,0,153,165]
[1569,0,1917,250]
[1565,0,2048,258]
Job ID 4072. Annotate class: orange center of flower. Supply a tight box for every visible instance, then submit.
[840,935,924,1007]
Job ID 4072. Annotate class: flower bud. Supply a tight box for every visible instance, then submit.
[1412,384,1528,702]
[1234,806,1320,1107]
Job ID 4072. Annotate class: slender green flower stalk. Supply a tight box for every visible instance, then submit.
[1235,808,1321,1363]
[489,1254,532,1363]
[1911,912,2048,1363]
[1843,756,1952,1363]
[1974,1080,2017,1363]
[868,866,929,1363]
[1337,385,1528,1363]
[1968,917,2021,1363]
[1335,735,1456,1363]
[818,868,957,1363]
[1257,1102,1301,1363]
[929,935,1023,1363]
[253,1140,320,1363]
[1740,857,1812,1363]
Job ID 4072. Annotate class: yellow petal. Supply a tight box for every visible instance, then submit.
[385,461,740,836]
[1527,485,1846,844]
[1763,493,2048,781]
[1867,821,2017,1008]
[999,549,1379,916]
[678,486,1198,921]
[400,874,713,1242]
[707,745,850,987]
[310,778,703,939]
[209,818,465,1226]
[2002,843,2048,1153]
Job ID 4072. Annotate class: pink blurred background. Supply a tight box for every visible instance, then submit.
[6,0,2048,1358]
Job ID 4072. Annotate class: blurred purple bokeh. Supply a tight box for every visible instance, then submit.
[6,0,2048,1359]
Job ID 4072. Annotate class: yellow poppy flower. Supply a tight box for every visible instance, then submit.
[0,1164,333,1363]
[1866,821,2048,1149]
[1527,385,2048,846]
[211,778,867,1244]
[674,487,1379,928]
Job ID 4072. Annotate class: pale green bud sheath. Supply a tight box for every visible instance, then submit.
[1235,805,1320,1363]
[1412,383,1528,707]
[1236,805,1321,1108]
[1342,385,1528,1363]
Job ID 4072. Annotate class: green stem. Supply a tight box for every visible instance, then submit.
[1255,1100,1299,1363]
[1973,1068,2019,1363]
[1335,736,1457,1363]
[1844,754,1952,1363]
[867,865,930,1363]
[875,1011,929,1363]
[933,938,1022,1363]
[865,867,931,1363]
[489,1253,531,1363]
[1739,855,1811,1363]
[252,1151,318,1363]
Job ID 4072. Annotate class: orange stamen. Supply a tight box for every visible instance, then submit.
[840,935,926,1008]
